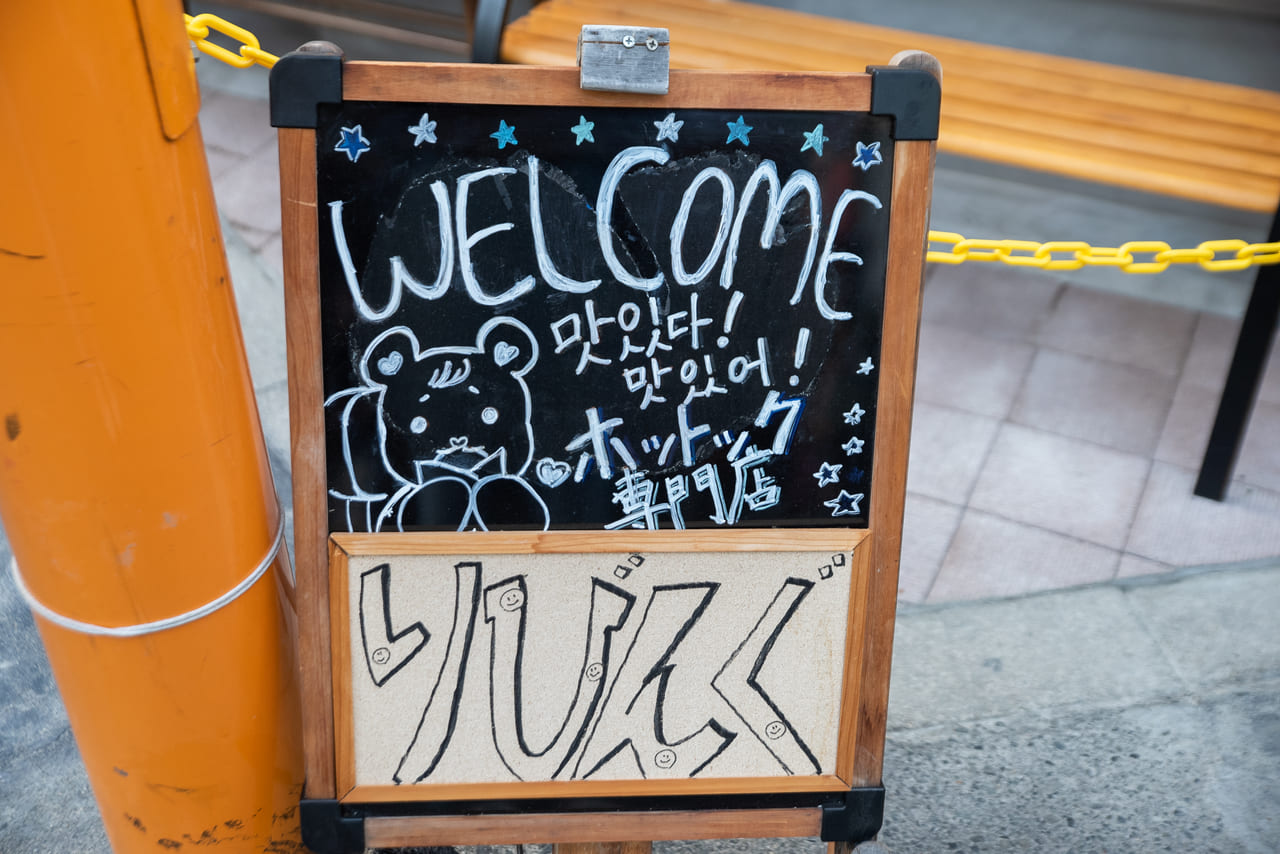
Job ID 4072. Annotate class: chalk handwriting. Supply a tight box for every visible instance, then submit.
[327,147,881,316]
[322,107,889,530]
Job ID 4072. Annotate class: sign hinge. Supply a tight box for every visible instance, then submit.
[299,798,365,854]
[577,25,670,95]
[819,785,887,842]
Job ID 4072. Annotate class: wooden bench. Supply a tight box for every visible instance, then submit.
[476,0,1280,501]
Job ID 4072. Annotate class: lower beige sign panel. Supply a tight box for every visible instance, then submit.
[332,534,865,795]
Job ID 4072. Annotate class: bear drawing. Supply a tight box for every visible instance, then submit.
[330,317,551,532]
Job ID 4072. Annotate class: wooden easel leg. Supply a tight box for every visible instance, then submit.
[1195,203,1280,501]
[556,843,652,854]
[829,841,887,854]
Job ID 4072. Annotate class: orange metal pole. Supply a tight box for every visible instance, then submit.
[0,2,304,852]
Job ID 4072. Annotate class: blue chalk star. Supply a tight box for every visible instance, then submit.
[725,115,753,146]
[335,125,371,162]
[571,115,595,145]
[801,123,829,156]
[843,402,866,426]
[813,462,843,488]
[654,112,684,142]
[853,140,883,171]
[842,435,865,456]
[408,113,437,146]
[491,119,518,150]
[824,490,865,517]
[857,357,875,375]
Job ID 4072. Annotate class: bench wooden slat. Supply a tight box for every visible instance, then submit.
[511,0,1280,135]
[942,84,1280,156]
[501,0,1280,212]
[536,0,1280,117]
[942,119,1280,212]
[944,94,1280,178]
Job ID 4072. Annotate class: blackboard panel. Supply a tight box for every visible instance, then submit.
[317,101,893,533]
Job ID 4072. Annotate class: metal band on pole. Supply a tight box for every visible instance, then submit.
[9,518,284,638]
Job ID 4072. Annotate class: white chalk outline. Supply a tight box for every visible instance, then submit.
[823,490,864,517]
[670,166,735,286]
[328,318,551,532]
[408,113,438,146]
[813,462,842,487]
[596,146,670,292]
[653,112,683,142]
[330,188,454,322]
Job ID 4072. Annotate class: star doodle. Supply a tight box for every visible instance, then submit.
[570,115,595,145]
[801,123,830,156]
[824,490,864,517]
[490,119,518,149]
[842,435,865,456]
[654,112,684,142]
[813,462,843,488]
[857,357,875,375]
[853,140,883,171]
[335,125,371,162]
[725,115,753,146]
[408,113,437,146]
[843,402,866,426]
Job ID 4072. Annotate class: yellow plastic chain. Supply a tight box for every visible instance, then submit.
[927,233,1280,273]
[185,13,1280,276]
[184,13,278,69]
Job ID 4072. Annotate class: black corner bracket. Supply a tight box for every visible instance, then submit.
[269,42,345,129]
[300,798,365,854]
[867,66,941,141]
[820,785,887,843]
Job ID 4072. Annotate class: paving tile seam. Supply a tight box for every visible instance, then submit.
[895,559,1280,616]
[913,411,1002,603]
[886,693,1210,737]
[203,134,276,161]
[1113,455,1159,582]
[1120,465,1280,565]
[984,406,1164,470]
[931,500,1131,564]
[917,352,1039,601]
[1024,326,1195,382]
[888,677,1280,738]
[1116,579,1198,691]
[1111,555,1280,589]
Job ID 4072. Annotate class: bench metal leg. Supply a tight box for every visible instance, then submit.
[471,0,511,63]
[1194,204,1280,501]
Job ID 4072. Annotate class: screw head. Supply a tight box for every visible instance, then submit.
[622,34,636,48]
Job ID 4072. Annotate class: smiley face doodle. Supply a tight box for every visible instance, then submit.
[764,720,787,740]
[499,588,525,612]
[653,749,677,770]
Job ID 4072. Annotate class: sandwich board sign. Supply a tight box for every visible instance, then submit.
[270,37,938,852]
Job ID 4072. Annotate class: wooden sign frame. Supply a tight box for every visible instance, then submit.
[272,47,938,853]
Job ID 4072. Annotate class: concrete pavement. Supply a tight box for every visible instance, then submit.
[7,549,1277,851]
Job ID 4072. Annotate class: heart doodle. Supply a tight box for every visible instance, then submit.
[377,351,403,376]
[493,342,519,368]
[535,457,571,488]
